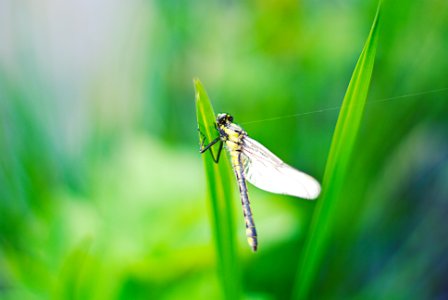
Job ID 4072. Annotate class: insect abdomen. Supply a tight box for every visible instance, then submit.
[231,152,258,251]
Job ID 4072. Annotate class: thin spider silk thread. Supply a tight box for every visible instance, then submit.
[240,87,448,125]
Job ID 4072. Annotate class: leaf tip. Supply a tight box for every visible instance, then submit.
[193,77,202,89]
[193,78,207,106]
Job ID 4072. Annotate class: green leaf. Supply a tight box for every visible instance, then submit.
[293,2,382,299]
[194,78,241,300]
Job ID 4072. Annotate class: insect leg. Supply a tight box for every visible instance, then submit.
[199,130,223,163]
[211,140,223,163]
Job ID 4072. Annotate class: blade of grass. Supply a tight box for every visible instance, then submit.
[294,2,382,299]
[194,78,241,300]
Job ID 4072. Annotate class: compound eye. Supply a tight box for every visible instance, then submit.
[227,115,233,122]
[216,114,225,124]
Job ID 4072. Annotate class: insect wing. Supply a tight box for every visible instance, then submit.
[241,137,321,199]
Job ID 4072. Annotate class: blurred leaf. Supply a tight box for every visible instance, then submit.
[294,2,382,299]
[194,78,241,300]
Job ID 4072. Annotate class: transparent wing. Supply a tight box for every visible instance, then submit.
[241,136,321,199]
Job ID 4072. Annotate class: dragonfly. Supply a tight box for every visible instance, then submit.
[200,113,321,251]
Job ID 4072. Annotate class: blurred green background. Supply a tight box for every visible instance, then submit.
[1,0,447,299]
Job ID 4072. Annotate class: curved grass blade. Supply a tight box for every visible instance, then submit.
[294,2,382,299]
[194,78,241,300]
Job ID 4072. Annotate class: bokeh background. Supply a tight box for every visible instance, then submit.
[1,0,447,299]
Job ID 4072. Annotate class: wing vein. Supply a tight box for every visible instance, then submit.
[241,136,321,199]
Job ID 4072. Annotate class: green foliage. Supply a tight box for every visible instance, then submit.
[1,0,448,299]
[294,3,382,299]
[194,79,241,300]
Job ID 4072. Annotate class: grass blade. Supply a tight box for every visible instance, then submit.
[294,3,382,299]
[194,78,241,300]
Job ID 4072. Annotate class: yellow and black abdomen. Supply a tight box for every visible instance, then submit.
[220,124,258,251]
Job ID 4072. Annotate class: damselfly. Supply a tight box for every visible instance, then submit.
[200,113,321,251]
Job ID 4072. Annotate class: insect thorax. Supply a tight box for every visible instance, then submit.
[219,123,245,152]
